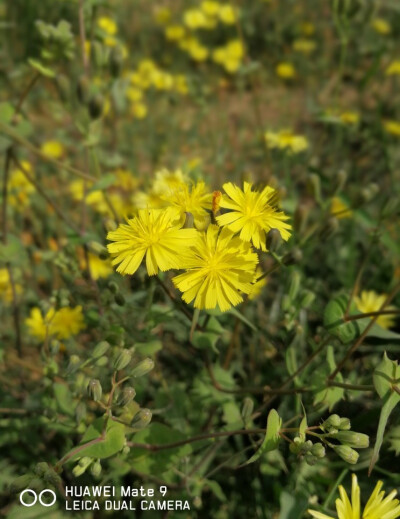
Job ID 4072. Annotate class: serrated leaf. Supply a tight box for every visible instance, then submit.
[245,409,281,465]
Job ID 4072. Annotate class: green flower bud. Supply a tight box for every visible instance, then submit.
[88,241,107,257]
[90,460,102,478]
[96,356,109,367]
[72,457,93,477]
[293,204,309,234]
[43,469,62,487]
[9,474,34,493]
[339,417,351,430]
[282,248,303,266]
[66,354,81,374]
[335,431,369,449]
[332,444,359,464]
[34,462,49,477]
[266,228,282,253]
[114,293,126,306]
[321,414,341,432]
[88,93,104,120]
[122,445,130,455]
[50,339,61,355]
[87,379,102,402]
[113,350,132,371]
[105,218,118,232]
[131,408,152,429]
[119,387,136,406]
[75,401,86,424]
[311,443,326,458]
[131,358,154,378]
[107,281,119,294]
[92,341,110,359]
[305,453,318,466]
[306,173,321,202]
[288,270,301,301]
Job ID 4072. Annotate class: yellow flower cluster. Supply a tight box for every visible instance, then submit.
[0,268,22,303]
[265,129,309,154]
[126,59,189,118]
[7,160,34,208]
[162,2,242,72]
[25,306,85,341]
[107,172,292,312]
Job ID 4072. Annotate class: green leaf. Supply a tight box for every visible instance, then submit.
[53,383,74,417]
[245,409,281,465]
[70,418,125,461]
[134,340,162,356]
[0,235,28,266]
[0,103,15,124]
[88,173,116,192]
[373,352,400,398]
[28,58,55,78]
[369,391,400,475]
[387,425,400,456]
[313,346,344,410]
[228,307,257,331]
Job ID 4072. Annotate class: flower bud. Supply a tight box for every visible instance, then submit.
[131,408,152,429]
[321,414,341,432]
[43,469,62,487]
[241,397,254,425]
[339,417,351,430]
[335,431,369,449]
[305,453,318,466]
[88,93,104,120]
[34,462,49,477]
[113,349,132,371]
[90,460,102,478]
[282,248,303,266]
[104,218,118,232]
[119,386,136,406]
[131,358,154,378]
[300,290,315,309]
[72,457,93,477]
[311,443,325,458]
[114,293,126,306]
[306,173,321,202]
[92,341,110,359]
[288,270,301,301]
[332,445,359,464]
[88,241,108,257]
[75,402,86,424]
[95,355,109,367]
[266,228,282,252]
[293,204,309,234]
[87,379,102,402]
[107,281,119,294]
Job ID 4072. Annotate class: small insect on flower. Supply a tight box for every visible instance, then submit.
[308,473,400,519]
[216,182,292,251]
[173,225,258,312]
[107,208,199,276]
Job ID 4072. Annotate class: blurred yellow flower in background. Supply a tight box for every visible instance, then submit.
[293,38,316,54]
[386,61,400,76]
[383,120,400,137]
[0,268,22,303]
[97,16,118,35]
[25,306,85,341]
[354,290,397,329]
[371,17,391,35]
[218,5,237,25]
[265,129,309,154]
[330,197,352,219]
[40,140,65,159]
[276,62,296,79]
[8,160,34,207]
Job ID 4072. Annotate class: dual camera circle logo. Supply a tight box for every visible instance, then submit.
[19,489,57,507]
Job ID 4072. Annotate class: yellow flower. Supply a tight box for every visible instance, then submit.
[184,9,207,30]
[185,38,209,61]
[153,6,172,25]
[276,62,296,79]
[201,1,220,17]
[151,70,174,90]
[265,129,309,154]
[216,182,292,250]
[40,140,64,159]
[212,40,244,73]
[340,111,360,125]
[126,87,143,103]
[308,473,400,519]
[300,22,315,36]
[383,120,400,137]
[107,208,199,276]
[97,16,117,35]
[372,18,391,35]
[386,61,400,76]
[80,252,113,280]
[25,306,84,340]
[69,179,110,214]
[218,4,237,25]
[165,25,186,41]
[354,290,397,329]
[174,74,189,95]
[52,306,85,339]
[173,225,258,311]
[293,38,316,54]
[153,168,190,195]
[330,197,352,219]
[8,160,34,207]
[160,180,213,229]
[130,102,148,119]
[0,268,22,303]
